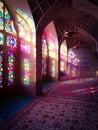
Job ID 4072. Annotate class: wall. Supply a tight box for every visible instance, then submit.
[60,40,67,74]
[5,0,36,97]
[43,21,58,81]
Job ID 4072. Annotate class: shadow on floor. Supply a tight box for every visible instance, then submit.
[42,81,55,91]
[0,81,55,124]
[0,96,35,124]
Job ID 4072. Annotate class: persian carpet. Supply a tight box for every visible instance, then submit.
[0,96,98,130]
[0,78,98,130]
[43,78,98,103]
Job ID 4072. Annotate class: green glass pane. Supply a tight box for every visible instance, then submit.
[0,6,3,30]
[0,32,4,45]
[5,14,10,19]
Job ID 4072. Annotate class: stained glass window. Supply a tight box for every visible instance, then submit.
[68,49,80,67]
[7,36,17,48]
[8,52,15,85]
[0,0,17,34]
[0,0,18,89]
[4,8,17,35]
[0,32,4,45]
[0,51,3,88]
[0,1,3,30]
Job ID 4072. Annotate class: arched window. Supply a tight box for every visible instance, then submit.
[0,0,36,99]
[0,0,17,89]
[42,21,58,81]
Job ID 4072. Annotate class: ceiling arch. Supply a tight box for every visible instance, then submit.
[28,0,98,53]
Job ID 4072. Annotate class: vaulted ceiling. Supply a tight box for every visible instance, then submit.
[27,0,98,53]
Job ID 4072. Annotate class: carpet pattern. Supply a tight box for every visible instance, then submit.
[0,77,98,130]
[0,97,98,130]
[43,78,98,103]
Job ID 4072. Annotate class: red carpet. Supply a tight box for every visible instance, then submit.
[0,77,98,130]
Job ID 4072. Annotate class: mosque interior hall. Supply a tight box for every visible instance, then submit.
[0,0,98,130]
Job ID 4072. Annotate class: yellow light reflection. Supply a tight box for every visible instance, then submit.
[16,9,36,44]
[49,51,55,58]
[61,61,65,71]
[51,60,55,77]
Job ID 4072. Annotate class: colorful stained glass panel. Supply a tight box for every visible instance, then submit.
[0,1,3,30]
[7,36,17,48]
[0,32,4,45]
[0,51,3,88]
[8,52,15,85]
[4,8,17,35]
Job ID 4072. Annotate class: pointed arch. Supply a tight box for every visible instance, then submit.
[60,40,68,75]
[42,21,58,81]
[0,0,18,99]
